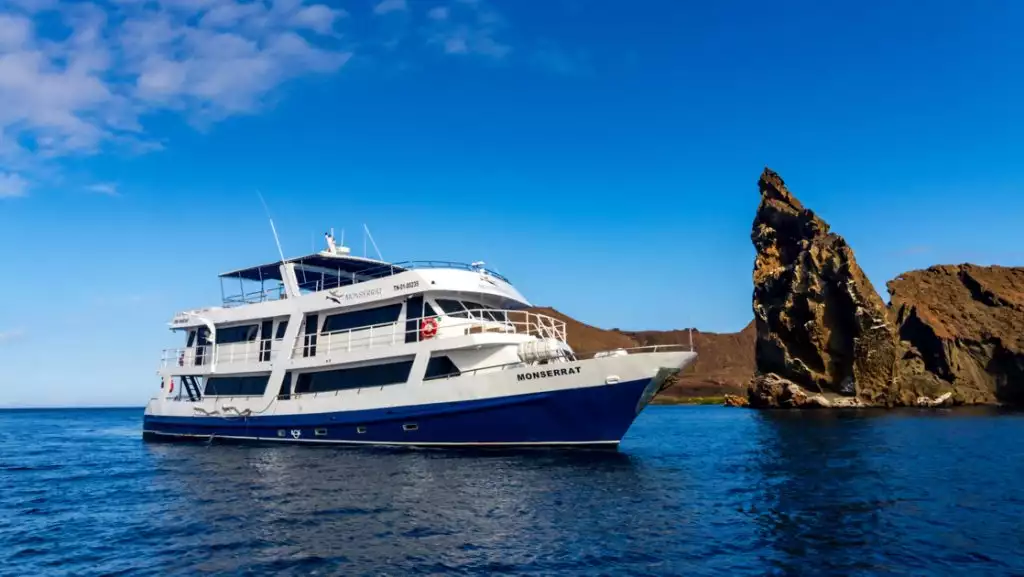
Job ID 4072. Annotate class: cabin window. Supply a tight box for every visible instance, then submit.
[435,299,466,315]
[403,423,418,432]
[279,372,294,399]
[215,324,259,344]
[293,360,413,394]
[424,356,461,380]
[204,374,270,396]
[275,321,289,339]
[314,428,328,437]
[303,314,318,357]
[462,301,498,321]
[356,426,367,434]
[186,330,196,347]
[322,303,403,333]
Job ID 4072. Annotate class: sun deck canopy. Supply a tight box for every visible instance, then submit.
[220,253,405,289]
[216,250,512,307]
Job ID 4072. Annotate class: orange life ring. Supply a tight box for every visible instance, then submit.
[420,317,439,340]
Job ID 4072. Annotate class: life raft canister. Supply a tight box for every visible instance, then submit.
[420,317,439,340]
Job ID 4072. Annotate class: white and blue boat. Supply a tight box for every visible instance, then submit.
[143,233,697,448]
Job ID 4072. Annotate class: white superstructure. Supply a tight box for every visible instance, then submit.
[143,233,697,448]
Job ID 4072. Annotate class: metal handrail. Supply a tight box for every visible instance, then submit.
[220,261,510,307]
[574,344,695,358]
[161,338,281,368]
[160,340,693,401]
[159,310,567,369]
[293,309,567,359]
[422,345,695,382]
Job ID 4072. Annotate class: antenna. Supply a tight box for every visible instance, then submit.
[256,190,286,263]
[363,223,384,261]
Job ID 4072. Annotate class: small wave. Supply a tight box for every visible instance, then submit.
[0,464,63,472]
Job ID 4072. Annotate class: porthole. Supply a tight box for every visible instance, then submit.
[314,428,327,437]
[277,429,286,437]
[356,426,367,434]
[403,423,418,432]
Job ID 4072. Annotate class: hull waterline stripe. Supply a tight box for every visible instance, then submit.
[141,429,619,446]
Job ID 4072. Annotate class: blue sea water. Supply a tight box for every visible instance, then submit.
[2,406,1024,576]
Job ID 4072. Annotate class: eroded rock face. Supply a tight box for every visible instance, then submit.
[749,168,899,406]
[722,393,750,407]
[888,265,1024,404]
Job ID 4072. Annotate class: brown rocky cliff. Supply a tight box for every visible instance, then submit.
[888,265,1024,404]
[527,307,755,398]
[749,168,899,407]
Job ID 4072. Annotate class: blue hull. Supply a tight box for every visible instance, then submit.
[143,378,657,448]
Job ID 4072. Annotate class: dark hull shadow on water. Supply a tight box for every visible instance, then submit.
[139,440,649,575]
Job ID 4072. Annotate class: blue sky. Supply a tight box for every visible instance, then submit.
[1,0,1023,406]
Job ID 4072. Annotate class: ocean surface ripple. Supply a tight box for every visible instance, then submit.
[2,406,1023,576]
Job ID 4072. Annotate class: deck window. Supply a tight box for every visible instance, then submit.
[435,299,466,315]
[215,324,259,344]
[204,374,270,396]
[425,356,461,380]
[462,301,498,321]
[275,320,288,339]
[293,360,413,394]
[279,372,294,399]
[322,303,403,333]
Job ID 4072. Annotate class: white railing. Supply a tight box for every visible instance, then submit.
[575,344,694,359]
[293,309,567,360]
[160,339,281,368]
[223,285,288,308]
[421,344,697,382]
[220,261,512,307]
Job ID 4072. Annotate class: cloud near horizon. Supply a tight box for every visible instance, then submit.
[0,0,520,198]
[0,329,25,343]
[85,182,120,196]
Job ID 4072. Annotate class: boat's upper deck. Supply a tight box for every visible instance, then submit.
[219,251,512,307]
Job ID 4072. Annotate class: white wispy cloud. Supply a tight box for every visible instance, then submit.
[0,172,29,198]
[86,182,119,196]
[0,0,546,199]
[425,0,510,58]
[0,0,353,195]
[0,329,25,343]
[373,0,406,15]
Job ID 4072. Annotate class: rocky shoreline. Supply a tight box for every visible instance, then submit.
[537,168,1024,409]
[748,168,1024,408]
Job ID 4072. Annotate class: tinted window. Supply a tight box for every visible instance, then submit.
[279,372,294,399]
[424,356,460,380]
[322,303,403,333]
[216,324,259,344]
[423,302,437,318]
[275,321,289,339]
[294,360,413,394]
[436,299,466,315]
[204,374,269,396]
[462,301,498,321]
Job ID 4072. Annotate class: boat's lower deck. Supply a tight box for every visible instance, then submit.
[143,376,656,448]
